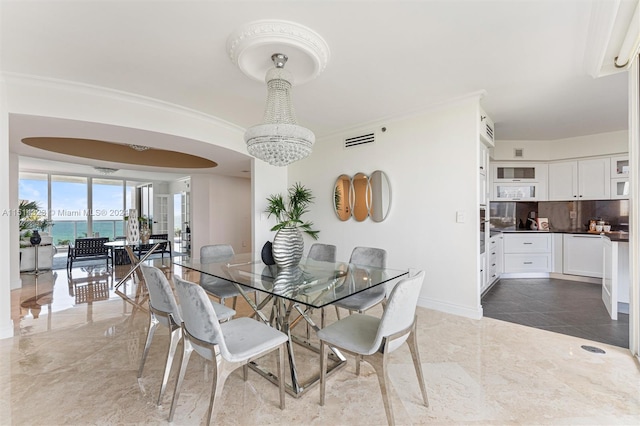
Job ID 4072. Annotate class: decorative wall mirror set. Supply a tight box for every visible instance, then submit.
[333,170,391,222]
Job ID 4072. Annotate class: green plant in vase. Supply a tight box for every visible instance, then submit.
[266,182,319,267]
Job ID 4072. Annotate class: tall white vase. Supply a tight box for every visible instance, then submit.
[126,209,140,243]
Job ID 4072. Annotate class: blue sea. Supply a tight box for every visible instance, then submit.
[50,220,125,245]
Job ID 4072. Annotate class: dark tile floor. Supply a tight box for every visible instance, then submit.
[482,278,629,348]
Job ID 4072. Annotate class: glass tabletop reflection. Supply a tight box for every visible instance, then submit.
[174,252,408,309]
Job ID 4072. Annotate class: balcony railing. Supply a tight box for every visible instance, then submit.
[50,220,125,248]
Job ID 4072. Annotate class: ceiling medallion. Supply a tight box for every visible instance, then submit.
[226,19,330,85]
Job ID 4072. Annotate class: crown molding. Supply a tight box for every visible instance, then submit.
[2,72,245,134]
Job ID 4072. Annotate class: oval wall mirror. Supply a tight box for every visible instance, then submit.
[352,172,370,222]
[369,170,391,222]
[333,174,352,221]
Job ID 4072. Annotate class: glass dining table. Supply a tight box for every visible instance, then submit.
[174,252,408,397]
[105,238,170,310]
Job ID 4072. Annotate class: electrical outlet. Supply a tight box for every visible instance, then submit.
[456,211,465,223]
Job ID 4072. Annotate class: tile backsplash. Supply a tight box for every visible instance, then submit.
[490,200,629,232]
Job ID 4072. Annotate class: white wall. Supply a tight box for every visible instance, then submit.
[493,130,628,161]
[190,174,252,256]
[0,76,14,338]
[252,159,288,257]
[9,152,20,290]
[289,96,483,318]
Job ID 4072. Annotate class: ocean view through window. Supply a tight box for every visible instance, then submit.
[19,172,140,247]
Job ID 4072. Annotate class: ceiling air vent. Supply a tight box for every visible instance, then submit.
[344,132,375,149]
[514,148,524,158]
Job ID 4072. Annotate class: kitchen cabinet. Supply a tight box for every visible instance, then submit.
[479,252,487,294]
[562,234,603,278]
[503,233,552,274]
[492,163,547,182]
[479,144,488,205]
[611,178,629,199]
[602,238,629,320]
[479,107,495,147]
[486,233,502,290]
[610,155,629,178]
[491,162,547,201]
[548,158,610,201]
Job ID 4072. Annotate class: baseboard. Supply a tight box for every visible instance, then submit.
[500,272,550,279]
[418,296,483,320]
[0,320,14,340]
[548,272,601,284]
[619,302,630,314]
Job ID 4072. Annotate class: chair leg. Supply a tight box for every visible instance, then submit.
[243,364,249,381]
[277,343,286,409]
[369,353,396,426]
[355,355,361,376]
[168,336,194,422]
[319,340,328,406]
[335,305,341,320]
[137,313,159,378]
[157,325,181,406]
[407,328,429,407]
[232,296,238,310]
[205,356,220,426]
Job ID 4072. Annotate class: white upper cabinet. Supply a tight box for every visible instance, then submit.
[610,155,629,178]
[479,107,495,147]
[491,162,548,201]
[548,158,610,201]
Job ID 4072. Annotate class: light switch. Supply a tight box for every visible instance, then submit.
[456,211,465,223]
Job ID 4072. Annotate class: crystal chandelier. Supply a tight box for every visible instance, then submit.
[128,144,151,151]
[244,54,315,167]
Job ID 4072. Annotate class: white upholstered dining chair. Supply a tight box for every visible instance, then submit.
[200,244,255,309]
[332,246,388,317]
[318,270,429,426]
[138,265,235,406]
[170,275,288,425]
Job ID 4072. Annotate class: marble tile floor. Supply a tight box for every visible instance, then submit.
[2,262,640,425]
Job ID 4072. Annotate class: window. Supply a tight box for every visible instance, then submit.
[92,178,125,240]
[51,175,88,245]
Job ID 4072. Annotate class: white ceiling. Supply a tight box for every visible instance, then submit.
[1,0,634,178]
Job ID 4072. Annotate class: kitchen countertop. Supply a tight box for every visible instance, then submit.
[491,228,629,242]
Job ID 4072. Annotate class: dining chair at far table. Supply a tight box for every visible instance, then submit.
[138,265,236,407]
[307,242,337,264]
[318,270,429,426]
[170,275,288,425]
[200,244,255,309]
[332,246,387,318]
[305,243,337,333]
